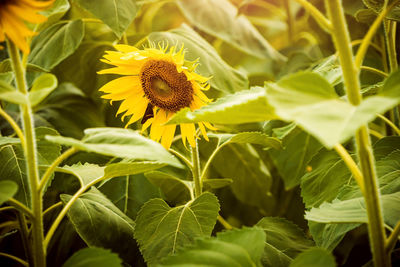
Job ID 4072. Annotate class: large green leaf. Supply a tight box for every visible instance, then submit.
[29,73,58,107]
[176,0,285,61]
[45,127,183,168]
[58,163,105,187]
[40,0,71,29]
[103,161,165,179]
[144,171,192,204]
[63,247,122,267]
[160,227,266,267]
[269,127,322,189]
[208,132,282,150]
[256,217,314,267]
[148,24,248,93]
[60,187,137,262]
[305,192,400,228]
[0,180,18,205]
[265,70,400,148]
[134,192,220,265]
[74,0,137,38]
[29,20,85,71]
[168,87,276,124]
[289,247,336,267]
[100,173,162,220]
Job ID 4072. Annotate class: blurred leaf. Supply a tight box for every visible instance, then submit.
[289,247,336,267]
[256,217,314,267]
[100,173,162,220]
[268,127,322,189]
[63,247,122,267]
[305,192,400,228]
[373,136,400,160]
[203,178,233,190]
[177,0,285,61]
[148,24,248,93]
[144,171,192,204]
[363,0,400,20]
[36,127,61,166]
[29,73,58,107]
[0,80,27,104]
[160,227,266,267]
[40,0,71,29]
[0,137,20,146]
[134,192,220,265]
[60,187,137,262]
[74,0,137,38]
[0,180,18,205]
[168,87,277,124]
[265,70,400,148]
[35,83,104,139]
[46,128,182,168]
[208,132,282,149]
[58,163,105,187]
[311,55,342,87]
[29,20,85,71]
[301,150,352,208]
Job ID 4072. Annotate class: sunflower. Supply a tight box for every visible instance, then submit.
[98,43,216,149]
[0,0,54,54]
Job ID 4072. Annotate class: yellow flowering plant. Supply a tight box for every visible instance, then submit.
[0,0,400,267]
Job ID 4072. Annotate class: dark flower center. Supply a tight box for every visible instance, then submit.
[140,60,194,112]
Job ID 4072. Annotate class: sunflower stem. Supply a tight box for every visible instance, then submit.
[191,140,202,198]
[7,39,46,267]
[325,1,388,266]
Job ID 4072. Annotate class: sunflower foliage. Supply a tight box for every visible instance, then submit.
[1,0,400,266]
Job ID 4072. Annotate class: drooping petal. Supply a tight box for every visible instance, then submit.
[161,124,176,149]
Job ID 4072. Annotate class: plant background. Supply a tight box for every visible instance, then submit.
[1,0,400,266]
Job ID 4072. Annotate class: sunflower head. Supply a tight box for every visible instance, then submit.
[98,43,216,149]
[0,0,54,54]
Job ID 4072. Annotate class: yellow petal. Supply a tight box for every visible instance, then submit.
[2,11,33,54]
[125,99,148,127]
[150,109,168,142]
[180,123,196,148]
[161,124,176,149]
[198,122,209,141]
[141,117,154,133]
[183,70,210,83]
[19,0,54,9]
[99,76,142,94]
[8,4,48,24]
[203,121,217,131]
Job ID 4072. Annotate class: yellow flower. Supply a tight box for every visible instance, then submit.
[0,0,54,54]
[98,43,216,149]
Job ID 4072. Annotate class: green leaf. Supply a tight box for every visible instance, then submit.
[63,247,122,267]
[103,161,165,179]
[161,227,266,267]
[45,127,183,168]
[60,187,137,263]
[0,80,27,104]
[203,178,233,190]
[36,127,62,166]
[134,192,220,265]
[40,0,71,29]
[209,132,282,150]
[74,0,137,38]
[363,0,400,21]
[144,171,192,204]
[0,180,18,205]
[265,71,400,148]
[256,217,314,267]
[29,20,85,71]
[29,73,58,107]
[301,150,352,208]
[168,87,276,124]
[176,0,285,61]
[148,24,248,93]
[100,173,162,220]
[305,192,400,228]
[58,163,105,187]
[0,137,21,146]
[289,247,336,267]
[0,145,30,207]
[268,128,322,189]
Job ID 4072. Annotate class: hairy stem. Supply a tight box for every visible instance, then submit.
[334,144,364,193]
[0,106,26,148]
[294,0,332,32]
[191,140,202,198]
[325,1,388,266]
[7,39,46,267]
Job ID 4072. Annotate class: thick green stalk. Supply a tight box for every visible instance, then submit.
[324,1,388,266]
[7,39,46,267]
[191,140,202,198]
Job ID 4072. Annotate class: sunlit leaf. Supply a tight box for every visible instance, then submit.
[45,128,183,168]
[134,192,220,265]
[29,73,58,107]
[160,227,266,267]
[0,80,27,104]
[58,163,105,187]
[208,132,282,150]
[289,247,336,267]
[63,247,122,267]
